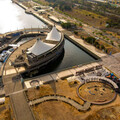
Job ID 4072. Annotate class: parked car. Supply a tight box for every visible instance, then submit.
[7,48,14,54]
[0,51,9,62]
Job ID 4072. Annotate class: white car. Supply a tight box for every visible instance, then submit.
[0,51,9,62]
[7,48,14,54]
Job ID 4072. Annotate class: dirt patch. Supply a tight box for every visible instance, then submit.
[65,9,107,28]
[28,80,120,120]
[0,97,15,120]
[85,104,120,120]
[26,80,84,104]
[78,82,116,104]
[33,101,83,120]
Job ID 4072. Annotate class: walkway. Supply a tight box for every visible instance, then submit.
[10,92,35,120]
[83,76,118,88]
[2,37,38,95]
[100,53,120,78]
[29,95,91,111]
[69,35,106,58]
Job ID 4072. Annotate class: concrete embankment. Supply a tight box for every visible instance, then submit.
[65,35,101,60]
[13,1,27,10]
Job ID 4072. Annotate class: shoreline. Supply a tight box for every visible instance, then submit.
[13,0,106,58]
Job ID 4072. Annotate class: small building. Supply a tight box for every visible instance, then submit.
[0,97,5,104]
[49,16,60,23]
[33,6,41,11]
[38,10,46,14]
[59,19,67,23]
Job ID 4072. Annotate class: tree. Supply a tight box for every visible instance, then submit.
[61,22,72,29]
[85,37,96,44]
[74,31,78,35]
[101,45,105,50]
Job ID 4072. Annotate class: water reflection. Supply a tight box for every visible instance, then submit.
[53,38,96,70]
[0,0,46,33]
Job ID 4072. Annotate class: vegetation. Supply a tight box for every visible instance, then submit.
[61,22,77,30]
[85,105,120,120]
[45,0,73,11]
[74,31,78,35]
[106,16,120,28]
[32,0,120,53]
[61,22,71,29]
[33,0,120,28]
[85,37,96,44]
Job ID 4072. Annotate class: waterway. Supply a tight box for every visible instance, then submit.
[0,0,96,74]
[0,0,46,33]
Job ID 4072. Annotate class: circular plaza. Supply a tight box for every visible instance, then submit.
[77,81,117,105]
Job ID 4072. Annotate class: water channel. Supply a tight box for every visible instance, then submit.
[0,0,97,74]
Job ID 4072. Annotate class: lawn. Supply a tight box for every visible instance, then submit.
[64,9,108,28]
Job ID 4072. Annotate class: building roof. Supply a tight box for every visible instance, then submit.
[38,9,46,13]
[60,19,67,23]
[28,38,55,56]
[46,26,61,41]
[49,16,60,23]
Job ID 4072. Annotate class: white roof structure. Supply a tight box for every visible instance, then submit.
[49,16,60,23]
[38,9,46,13]
[28,38,55,56]
[46,26,61,41]
[60,19,67,23]
[0,97,5,104]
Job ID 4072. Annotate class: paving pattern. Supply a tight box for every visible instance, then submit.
[100,53,120,78]
[29,95,91,111]
[10,92,35,120]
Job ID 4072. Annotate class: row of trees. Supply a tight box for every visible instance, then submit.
[73,1,120,28]
[45,0,73,11]
[84,37,106,51]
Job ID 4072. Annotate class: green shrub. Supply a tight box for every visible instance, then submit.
[74,31,78,35]
[85,37,96,44]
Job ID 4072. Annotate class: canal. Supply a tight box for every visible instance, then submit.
[0,0,97,74]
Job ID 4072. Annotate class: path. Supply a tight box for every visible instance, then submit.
[100,53,120,78]
[29,95,91,111]
[10,92,35,120]
[69,35,106,57]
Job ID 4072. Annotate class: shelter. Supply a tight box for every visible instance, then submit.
[27,38,55,56]
[38,10,46,14]
[0,97,5,104]
[46,26,61,41]
[49,16,60,23]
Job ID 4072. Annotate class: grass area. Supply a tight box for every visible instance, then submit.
[26,80,84,104]
[79,82,116,103]
[106,31,120,39]
[63,9,108,28]
[22,2,33,8]
[30,80,84,120]
[97,40,120,53]
[29,79,120,120]
[0,97,15,120]
[33,101,83,120]
[85,104,120,120]
[33,0,49,6]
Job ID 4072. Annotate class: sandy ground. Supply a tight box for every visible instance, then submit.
[86,104,120,120]
[32,94,120,120]
[79,82,116,104]
[26,80,84,104]
[26,80,120,120]
[0,97,15,120]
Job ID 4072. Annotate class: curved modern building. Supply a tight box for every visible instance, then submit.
[13,26,64,74]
